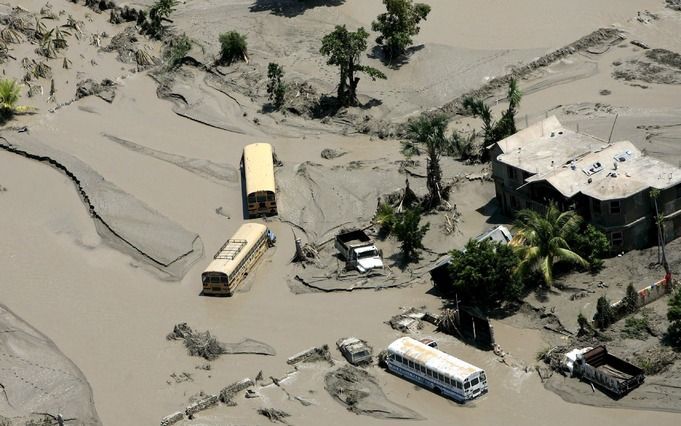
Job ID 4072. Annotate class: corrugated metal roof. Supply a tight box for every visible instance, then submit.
[243,143,276,195]
[387,337,482,380]
[204,223,267,277]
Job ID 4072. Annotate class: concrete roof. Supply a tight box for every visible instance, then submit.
[526,141,681,201]
[496,124,605,176]
[494,115,563,154]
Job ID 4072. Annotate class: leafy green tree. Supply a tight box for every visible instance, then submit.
[219,31,248,65]
[512,202,588,286]
[371,0,431,62]
[164,33,191,69]
[402,114,454,208]
[567,224,610,272]
[147,0,177,39]
[447,239,522,308]
[622,283,640,315]
[463,78,522,161]
[320,25,386,107]
[0,79,21,117]
[668,289,681,347]
[373,202,396,236]
[594,296,615,330]
[393,208,429,261]
[267,62,286,109]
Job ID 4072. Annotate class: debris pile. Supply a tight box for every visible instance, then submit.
[257,408,291,424]
[287,345,333,366]
[167,322,276,360]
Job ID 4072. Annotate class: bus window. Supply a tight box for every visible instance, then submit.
[419,365,426,373]
[438,373,444,382]
[426,369,433,377]
[445,377,451,385]
[408,360,414,369]
[471,378,479,386]
[464,381,470,390]
[456,381,462,389]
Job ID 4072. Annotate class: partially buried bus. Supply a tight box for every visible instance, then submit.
[243,143,277,218]
[202,223,271,296]
[385,337,488,402]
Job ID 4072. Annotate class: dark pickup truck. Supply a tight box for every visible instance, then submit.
[574,346,644,398]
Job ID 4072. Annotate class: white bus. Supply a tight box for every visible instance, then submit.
[385,337,488,402]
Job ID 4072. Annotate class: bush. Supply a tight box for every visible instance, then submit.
[164,34,191,69]
[447,239,522,308]
[219,31,247,65]
[621,315,650,340]
[266,62,286,109]
[593,296,615,330]
[667,289,681,348]
[567,224,610,272]
[374,203,396,236]
[392,208,429,262]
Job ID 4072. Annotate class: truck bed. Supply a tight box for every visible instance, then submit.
[336,229,371,245]
[578,346,644,398]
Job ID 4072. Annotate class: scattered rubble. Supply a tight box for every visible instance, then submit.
[320,148,347,159]
[167,323,276,360]
[287,344,333,366]
[75,78,117,103]
[219,378,255,406]
[257,408,291,424]
[160,411,184,426]
[185,394,218,419]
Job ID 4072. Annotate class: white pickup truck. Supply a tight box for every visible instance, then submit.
[335,229,384,273]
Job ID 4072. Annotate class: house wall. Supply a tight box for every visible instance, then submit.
[491,159,681,253]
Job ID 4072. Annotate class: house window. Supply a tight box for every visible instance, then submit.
[610,231,623,247]
[507,165,517,180]
[610,200,621,214]
[592,199,601,214]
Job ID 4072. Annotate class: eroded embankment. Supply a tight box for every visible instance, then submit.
[0,304,101,425]
[0,132,202,280]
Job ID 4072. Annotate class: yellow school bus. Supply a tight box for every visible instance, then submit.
[243,143,277,217]
[201,223,270,296]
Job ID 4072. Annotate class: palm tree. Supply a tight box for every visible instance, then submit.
[403,114,453,208]
[0,79,21,116]
[511,202,588,286]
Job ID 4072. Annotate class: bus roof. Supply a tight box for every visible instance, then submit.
[203,223,267,277]
[387,337,482,381]
[243,143,275,196]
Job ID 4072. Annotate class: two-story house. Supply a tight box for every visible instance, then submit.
[492,116,681,252]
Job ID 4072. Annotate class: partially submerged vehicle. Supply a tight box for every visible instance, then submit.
[565,346,644,398]
[336,337,373,365]
[334,229,383,273]
[201,223,275,296]
[385,337,488,402]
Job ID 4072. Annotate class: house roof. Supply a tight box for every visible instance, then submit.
[525,140,681,201]
[495,117,681,201]
[496,124,604,176]
[494,115,563,154]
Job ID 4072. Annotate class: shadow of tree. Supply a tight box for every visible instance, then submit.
[249,0,346,17]
[310,94,383,118]
[368,44,425,69]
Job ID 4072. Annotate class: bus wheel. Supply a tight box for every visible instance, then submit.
[433,387,442,396]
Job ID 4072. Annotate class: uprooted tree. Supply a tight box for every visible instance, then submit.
[371,0,431,62]
[320,25,386,107]
[463,78,522,161]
